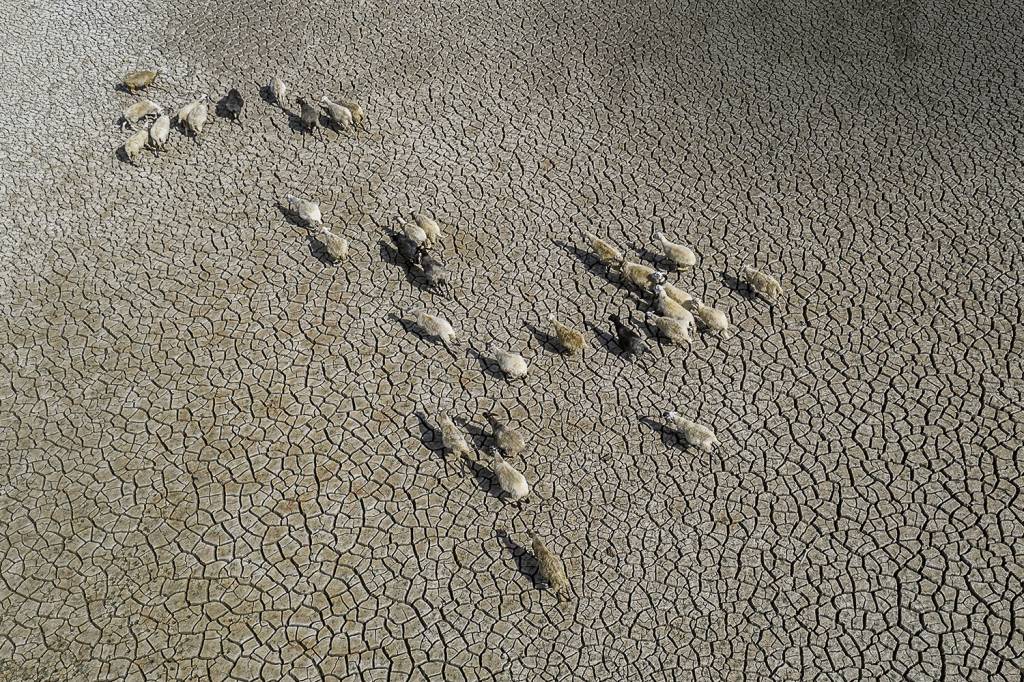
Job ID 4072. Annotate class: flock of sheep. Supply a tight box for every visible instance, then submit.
[113,67,785,604]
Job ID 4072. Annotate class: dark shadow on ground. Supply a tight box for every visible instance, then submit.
[463,453,501,499]
[722,271,756,299]
[465,344,505,380]
[638,416,691,452]
[524,322,564,355]
[552,239,619,286]
[464,422,492,452]
[496,530,542,589]
[306,234,335,266]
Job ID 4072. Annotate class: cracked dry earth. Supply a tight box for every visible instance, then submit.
[1,0,1022,679]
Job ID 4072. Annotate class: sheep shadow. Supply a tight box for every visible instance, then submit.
[306,234,335,266]
[524,322,564,355]
[634,245,668,268]
[638,416,690,452]
[552,239,619,286]
[496,530,542,589]
[413,412,459,472]
[464,421,493,452]
[722,271,756,299]
[463,453,503,499]
[277,201,308,229]
[465,344,506,381]
[115,147,138,166]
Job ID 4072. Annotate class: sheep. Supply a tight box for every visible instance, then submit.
[484,412,525,457]
[121,129,149,165]
[663,411,720,452]
[655,232,697,269]
[316,227,349,262]
[649,273,693,307]
[390,231,422,269]
[121,69,160,92]
[406,308,457,345]
[617,261,658,290]
[174,99,200,126]
[187,98,209,138]
[438,416,473,459]
[651,284,691,319]
[740,265,783,302]
[148,114,170,152]
[269,77,288,107]
[120,99,162,131]
[180,96,209,139]
[489,344,528,379]
[285,194,322,227]
[402,221,428,246]
[338,98,367,128]
[685,299,729,334]
[413,213,442,244]
[320,96,354,131]
[547,315,586,355]
[491,448,529,501]
[609,314,648,355]
[417,247,449,290]
[645,311,693,345]
[530,533,570,600]
[296,97,319,133]
[578,228,623,266]
[223,88,244,124]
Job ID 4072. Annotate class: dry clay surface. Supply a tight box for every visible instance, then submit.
[1,0,1022,679]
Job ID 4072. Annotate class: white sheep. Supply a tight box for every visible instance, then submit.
[317,227,349,262]
[407,308,457,345]
[663,411,720,452]
[285,194,322,227]
[121,129,149,164]
[686,299,729,334]
[488,344,528,379]
[578,228,623,266]
[402,221,428,246]
[485,412,525,456]
[491,448,529,501]
[617,260,657,290]
[649,272,693,306]
[438,416,473,459]
[179,96,209,138]
[269,77,288,107]
[531,533,570,600]
[646,311,693,345]
[121,69,160,92]
[740,265,783,302]
[121,99,162,131]
[655,232,697,269]
[413,213,442,244]
[148,114,170,152]
[320,96,354,130]
[338,98,367,128]
[651,284,691,319]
